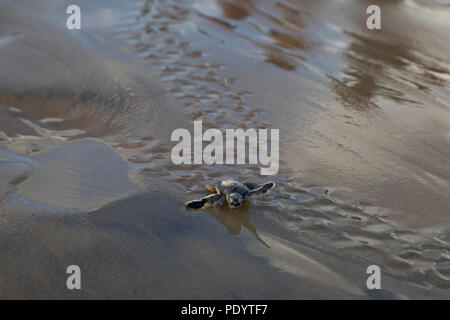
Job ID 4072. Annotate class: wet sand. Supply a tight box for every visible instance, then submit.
[0,0,449,299]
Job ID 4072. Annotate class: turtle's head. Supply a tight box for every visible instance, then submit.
[226,193,243,208]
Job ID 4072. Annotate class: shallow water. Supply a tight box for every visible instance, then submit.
[0,0,449,298]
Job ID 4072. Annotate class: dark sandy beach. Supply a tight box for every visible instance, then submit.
[0,0,449,299]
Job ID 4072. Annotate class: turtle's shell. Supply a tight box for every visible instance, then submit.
[215,179,251,195]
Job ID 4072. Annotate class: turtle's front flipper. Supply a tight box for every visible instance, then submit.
[186,193,224,209]
[244,182,258,190]
[246,182,275,198]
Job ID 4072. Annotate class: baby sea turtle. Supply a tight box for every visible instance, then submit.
[186,179,275,209]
